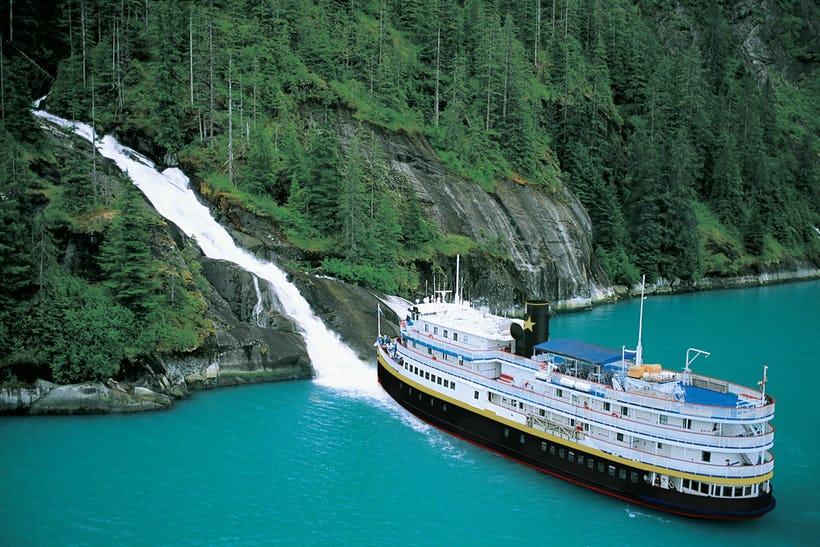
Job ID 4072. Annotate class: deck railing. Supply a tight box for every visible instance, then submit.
[401,331,775,421]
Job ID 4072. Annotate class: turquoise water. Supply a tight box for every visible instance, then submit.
[1,280,818,546]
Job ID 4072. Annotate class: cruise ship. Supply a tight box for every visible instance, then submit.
[376,286,775,520]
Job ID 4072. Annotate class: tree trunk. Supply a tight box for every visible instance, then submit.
[534,0,541,69]
[435,25,441,127]
[228,55,234,185]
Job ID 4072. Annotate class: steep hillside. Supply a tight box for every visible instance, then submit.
[0,0,817,396]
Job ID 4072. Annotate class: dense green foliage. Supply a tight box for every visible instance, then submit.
[30,1,820,282]
[0,0,817,383]
[0,126,212,384]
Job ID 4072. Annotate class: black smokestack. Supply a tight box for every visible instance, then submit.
[523,300,550,357]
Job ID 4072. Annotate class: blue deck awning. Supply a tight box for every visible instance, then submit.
[532,338,623,365]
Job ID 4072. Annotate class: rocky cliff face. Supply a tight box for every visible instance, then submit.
[350,117,611,311]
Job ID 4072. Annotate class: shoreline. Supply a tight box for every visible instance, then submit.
[2,268,817,416]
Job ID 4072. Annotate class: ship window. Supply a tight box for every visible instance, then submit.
[519,401,524,409]
[616,433,624,442]
[559,448,565,459]
[621,406,628,416]
[587,459,594,470]
[443,403,447,412]
[419,393,423,401]
[451,382,456,390]
[443,329,448,338]
[658,443,663,450]
[424,324,429,332]
[608,465,616,476]
[700,482,709,494]
[539,409,545,417]
[702,451,711,462]
[557,389,563,398]
[474,390,479,399]
[572,394,579,404]
[412,341,417,348]
[734,487,742,497]
[578,455,584,466]
[682,479,690,490]
[520,434,526,444]
[619,469,627,480]
[603,402,610,412]
[504,428,509,438]
[630,472,639,483]
[425,372,430,380]
[434,327,439,335]
[453,333,458,341]
[427,347,432,355]
[598,462,605,473]
[568,452,575,462]
[541,441,548,452]
[430,398,435,407]
[659,414,668,425]
[463,335,468,344]
[437,377,442,385]
[744,486,752,496]
[550,445,556,455]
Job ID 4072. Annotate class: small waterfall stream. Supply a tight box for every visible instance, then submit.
[34,110,382,399]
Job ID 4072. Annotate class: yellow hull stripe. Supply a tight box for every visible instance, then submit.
[379,352,773,487]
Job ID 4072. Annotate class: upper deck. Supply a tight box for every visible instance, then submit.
[408,300,519,350]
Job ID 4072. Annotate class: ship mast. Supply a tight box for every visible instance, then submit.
[455,255,461,305]
[635,275,646,367]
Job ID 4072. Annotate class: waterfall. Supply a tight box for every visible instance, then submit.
[33,110,383,400]
[251,275,267,328]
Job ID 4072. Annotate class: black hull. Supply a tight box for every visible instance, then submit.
[378,357,775,520]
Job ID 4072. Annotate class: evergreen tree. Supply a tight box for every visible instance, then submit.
[98,186,161,315]
[290,122,341,236]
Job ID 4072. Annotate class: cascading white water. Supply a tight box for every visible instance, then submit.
[251,275,267,328]
[33,110,383,399]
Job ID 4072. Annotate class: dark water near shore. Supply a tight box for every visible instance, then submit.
[1,280,818,546]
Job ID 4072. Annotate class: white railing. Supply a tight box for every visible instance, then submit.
[391,346,774,450]
[402,331,775,421]
[590,437,775,480]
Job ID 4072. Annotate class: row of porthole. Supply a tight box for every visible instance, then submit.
[503,426,640,483]
[403,361,458,391]
[400,383,449,415]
